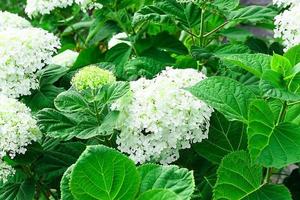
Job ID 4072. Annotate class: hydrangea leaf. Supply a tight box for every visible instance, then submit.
[248,100,300,168]
[260,70,300,101]
[54,90,89,113]
[37,108,78,140]
[188,76,256,122]
[284,44,300,66]
[212,0,239,11]
[229,6,276,23]
[34,142,85,181]
[61,165,75,200]
[214,151,292,200]
[138,164,194,199]
[194,112,247,164]
[220,53,271,78]
[70,145,140,200]
[0,172,35,200]
[137,189,182,200]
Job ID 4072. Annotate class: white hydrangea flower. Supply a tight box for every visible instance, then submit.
[274,4,300,51]
[108,32,131,49]
[0,95,42,159]
[273,0,298,7]
[0,160,15,183]
[0,11,31,31]
[50,49,79,68]
[25,0,74,17]
[0,27,60,97]
[75,0,103,12]
[111,67,213,164]
[25,0,103,17]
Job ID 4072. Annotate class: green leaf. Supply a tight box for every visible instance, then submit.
[0,173,35,200]
[271,54,292,77]
[54,90,89,113]
[220,54,271,78]
[105,43,132,78]
[70,145,140,200]
[23,85,65,112]
[214,44,251,56]
[61,165,75,200]
[229,6,276,23]
[260,70,300,101]
[285,104,300,125]
[212,0,239,11]
[100,82,130,104]
[214,151,292,200]
[34,142,85,181]
[194,112,246,164]
[138,164,194,199]
[248,100,300,168]
[133,0,200,30]
[133,5,174,28]
[188,77,256,122]
[284,44,300,66]
[37,108,77,140]
[152,32,188,55]
[38,65,69,87]
[137,189,182,200]
[72,46,102,70]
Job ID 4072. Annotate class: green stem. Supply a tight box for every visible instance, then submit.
[199,9,205,47]
[277,101,288,125]
[203,21,228,38]
[263,168,271,184]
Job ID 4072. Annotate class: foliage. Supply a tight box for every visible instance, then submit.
[1,0,300,199]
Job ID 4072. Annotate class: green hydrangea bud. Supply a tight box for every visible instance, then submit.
[71,65,116,91]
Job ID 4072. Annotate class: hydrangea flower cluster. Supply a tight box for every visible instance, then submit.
[25,0,103,17]
[274,4,300,51]
[0,160,15,183]
[71,65,116,91]
[0,27,60,97]
[0,95,41,159]
[111,67,213,164]
[0,11,31,31]
[50,49,79,68]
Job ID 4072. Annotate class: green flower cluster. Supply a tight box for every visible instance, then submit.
[71,65,116,91]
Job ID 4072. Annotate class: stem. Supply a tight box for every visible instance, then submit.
[277,101,288,125]
[263,168,271,184]
[203,21,229,38]
[199,9,205,47]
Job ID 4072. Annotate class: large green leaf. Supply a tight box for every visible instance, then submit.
[221,54,271,78]
[70,145,140,200]
[37,108,78,140]
[61,165,75,200]
[194,112,246,164]
[138,164,194,199]
[214,151,292,200]
[137,189,182,200]
[248,100,300,168]
[188,77,256,122]
[0,173,35,200]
